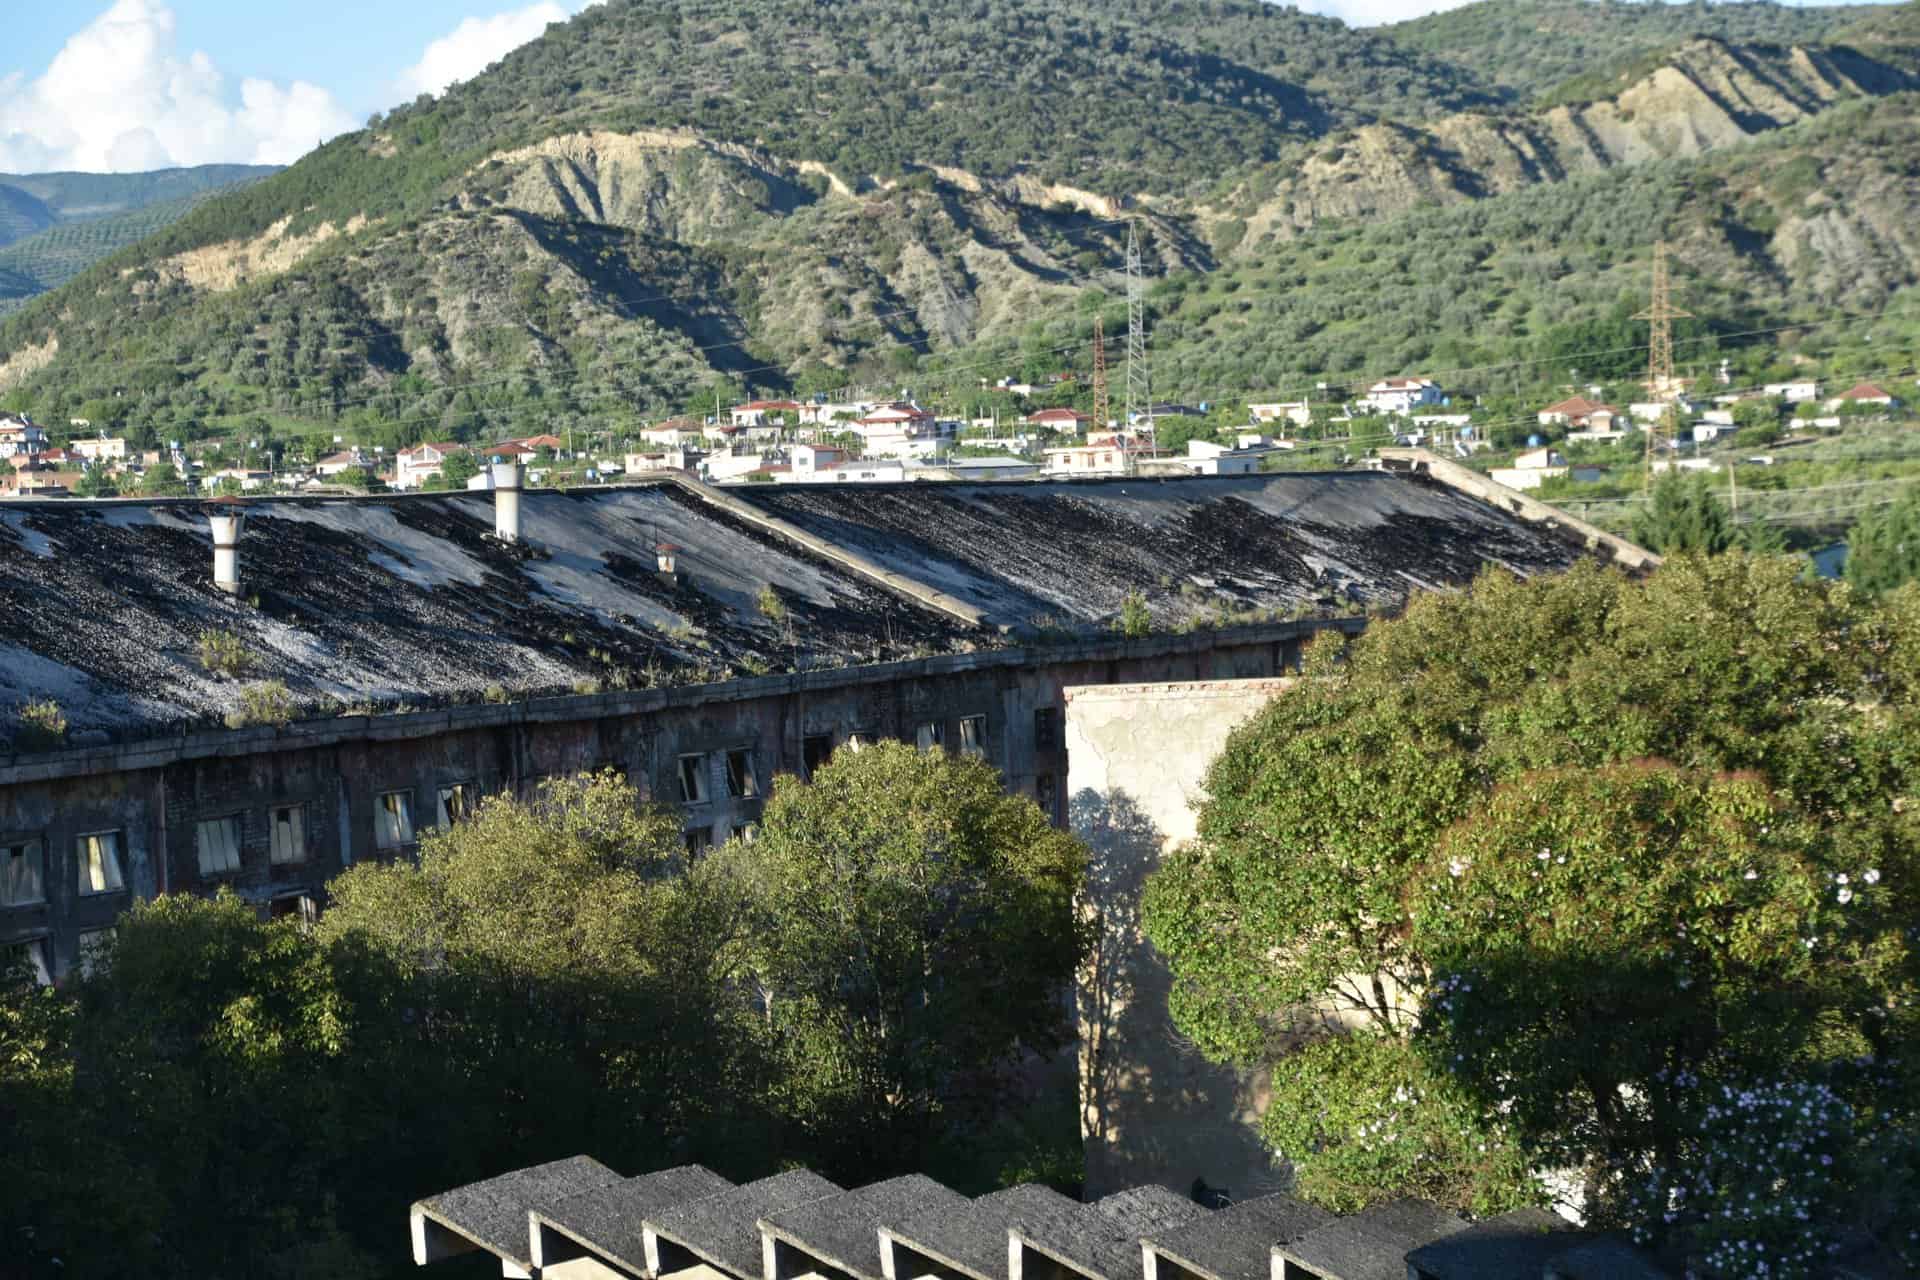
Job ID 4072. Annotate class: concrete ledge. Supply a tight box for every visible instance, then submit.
[1375,448,1661,571]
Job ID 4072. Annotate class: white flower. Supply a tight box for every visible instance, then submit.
[1836,873,1849,885]
[1865,869,1881,885]
[1448,857,1468,878]
[1743,870,1758,881]
[1838,887,1853,905]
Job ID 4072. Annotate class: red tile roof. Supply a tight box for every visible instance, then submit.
[1838,382,1893,401]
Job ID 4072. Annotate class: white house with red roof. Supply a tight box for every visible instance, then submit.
[1829,382,1898,409]
[393,442,469,490]
[729,399,804,428]
[1361,377,1444,415]
[1024,407,1093,432]
[1537,396,1617,428]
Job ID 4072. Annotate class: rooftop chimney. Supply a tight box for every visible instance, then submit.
[656,542,680,577]
[205,498,249,595]
[492,460,523,543]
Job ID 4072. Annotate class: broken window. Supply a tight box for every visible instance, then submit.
[76,831,125,896]
[77,929,113,980]
[270,894,318,930]
[678,755,709,805]
[196,815,243,876]
[683,826,712,857]
[802,734,834,778]
[1,840,44,907]
[375,791,415,851]
[959,715,987,758]
[269,805,307,866]
[437,783,474,828]
[4,938,51,987]
[1034,707,1060,750]
[915,722,944,752]
[731,822,758,844]
[725,748,758,799]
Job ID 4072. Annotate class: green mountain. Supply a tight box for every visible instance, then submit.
[0,0,1914,451]
[0,165,277,314]
[1383,0,1887,103]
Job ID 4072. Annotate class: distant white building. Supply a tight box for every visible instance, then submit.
[1247,401,1311,428]
[0,416,48,459]
[1173,439,1264,476]
[1488,446,1568,492]
[1361,377,1444,415]
[393,442,467,490]
[1763,379,1822,403]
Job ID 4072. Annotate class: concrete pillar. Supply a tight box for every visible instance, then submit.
[493,460,523,542]
[206,507,247,595]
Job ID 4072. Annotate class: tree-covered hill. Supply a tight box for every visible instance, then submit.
[0,185,57,250]
[0,0,1915,453]
[0,165,277,222]
[1383,0,1889,102]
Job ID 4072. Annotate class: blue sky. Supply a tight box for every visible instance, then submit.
[0,0,1880,173]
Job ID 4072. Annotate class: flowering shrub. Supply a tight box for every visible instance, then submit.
[1625,1078,1909,1278]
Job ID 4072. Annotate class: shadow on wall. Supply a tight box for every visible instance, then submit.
[1071,786,1280,1202]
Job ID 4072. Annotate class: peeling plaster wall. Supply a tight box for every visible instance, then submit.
[1065,678,1299,1200]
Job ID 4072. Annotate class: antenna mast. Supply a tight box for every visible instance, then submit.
[1091,314,1110,434]
[1634,239,1692,488]
[1125,222,1151,458]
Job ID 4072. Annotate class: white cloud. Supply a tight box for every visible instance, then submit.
[0,0,358,173]
[398,3,573,99]
[1298,0,1478,26]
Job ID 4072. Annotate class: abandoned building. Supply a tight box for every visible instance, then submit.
[407,1155,1670,1280]
[0,459,1644,992]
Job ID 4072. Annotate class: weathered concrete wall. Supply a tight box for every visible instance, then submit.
[2,625,1337,981]
[1065,678,1297,1201]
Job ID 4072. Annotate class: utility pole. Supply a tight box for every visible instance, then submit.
[1125,221,1151,470]
[1634,239,1692,490]
[1091,314,1110,433]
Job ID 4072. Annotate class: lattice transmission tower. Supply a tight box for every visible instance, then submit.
[1633,239,1692,487]
[1125,221,1151,452]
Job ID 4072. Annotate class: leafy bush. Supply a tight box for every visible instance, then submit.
[13,699,67,751]
[196,628,253,678]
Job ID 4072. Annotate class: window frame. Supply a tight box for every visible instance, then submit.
[801,734,834,779]
[724,747,758,800]
[958,715,988,758]
[915,721,944,753]
[0,837,46,908]
[436,782,475,828]
[1034,706,1061,751]
[4,935,52,987]
[195,813,245,878]
[677,754,710,806]
[374,790,417,852]
[269,803,308,866]
[75,830,127,897]
[683,825,713,858]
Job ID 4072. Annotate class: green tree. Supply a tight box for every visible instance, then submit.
[439,450,481,488]
[1142,557,1920,1229]
[72,467,119,499]
[319,771,769,1180]
[725,741,1088,1175]
[1847,486,1920,595]
[140,462,191,496]
[1631,472,1734,554]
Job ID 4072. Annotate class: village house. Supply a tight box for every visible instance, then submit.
[393,442,468,490]
[313,449,372,478]
[640,419,709,449]
[1763,378,1822,403]
[206,468,273,492]
[1169,439,1265,476]
[69,436,129,463]
[1361,377,1444,415]
[1024,407,1093,432]
[798,401,865,426]
[1488,446,1569,492]
[1535,397,1623,430]
[1829,381,1898,410]
[728,399,804,429]
[0,416,49,459]
[1247,400,1311,428]
[1043,432,1164,476]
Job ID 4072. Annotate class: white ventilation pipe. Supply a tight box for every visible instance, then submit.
[207,506,248,595]
[492,461,523,543]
